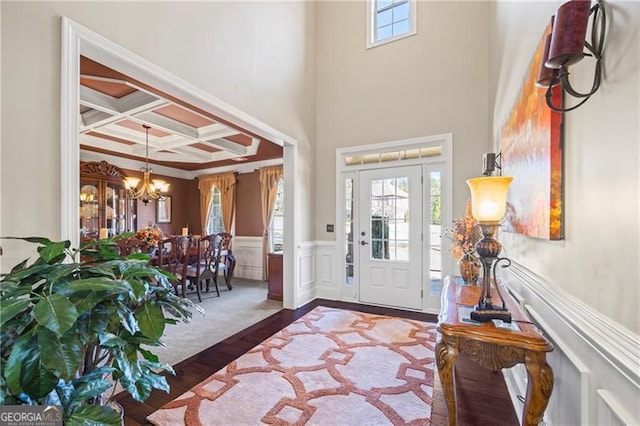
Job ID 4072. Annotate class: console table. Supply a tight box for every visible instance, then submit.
[436,276,553,426]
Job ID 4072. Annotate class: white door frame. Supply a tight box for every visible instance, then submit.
[60,17,299,309]
[335,134,453,313]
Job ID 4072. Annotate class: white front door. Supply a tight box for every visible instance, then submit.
[358,165,422,310]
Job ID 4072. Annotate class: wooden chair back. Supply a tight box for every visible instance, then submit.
[158,236,199,301]
[215,232,235,290]
[186,234,218,296]
[115,237,149,257]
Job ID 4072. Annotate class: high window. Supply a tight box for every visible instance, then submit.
[206,186,224,235]
[367,0,417,48]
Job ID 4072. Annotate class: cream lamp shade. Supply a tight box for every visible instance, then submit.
[466,176,513,223]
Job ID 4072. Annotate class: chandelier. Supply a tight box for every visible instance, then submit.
[123,124,170,205]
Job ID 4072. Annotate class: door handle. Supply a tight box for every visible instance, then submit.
[360,241,369,246]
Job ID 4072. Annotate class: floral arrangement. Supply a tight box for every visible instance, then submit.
[135,223,163,247]
[448,200,482,260]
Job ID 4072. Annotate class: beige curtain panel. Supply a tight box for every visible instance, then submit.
[260,165,283,280]
[198,172,236,234]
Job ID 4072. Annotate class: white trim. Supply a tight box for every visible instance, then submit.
[597,389,637,425]
[508,262,640,387]
[525,305,591,426]
[336,133,453,312]
[61,17,298,311]
[366,0,418,49]
[61,19,81,250]
[502,262,640,425]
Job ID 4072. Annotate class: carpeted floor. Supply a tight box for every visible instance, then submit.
[147,306,437,425]
[150,278,283,367]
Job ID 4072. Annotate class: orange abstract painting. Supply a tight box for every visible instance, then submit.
[501,23,564,240]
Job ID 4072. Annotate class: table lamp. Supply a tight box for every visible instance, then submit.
[466,175,513,322]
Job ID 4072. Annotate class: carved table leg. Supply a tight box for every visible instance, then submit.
[436,337,459,426]
[523,350,554,426]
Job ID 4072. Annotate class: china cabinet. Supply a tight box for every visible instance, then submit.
[80,161,137,240]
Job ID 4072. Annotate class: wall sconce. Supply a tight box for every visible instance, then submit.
[535,0,606,112]
[466,175,513,322]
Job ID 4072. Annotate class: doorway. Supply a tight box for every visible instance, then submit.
[60,17,298,310]
[337,134,453,313]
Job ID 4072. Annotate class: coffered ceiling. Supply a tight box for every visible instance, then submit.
[79,57,283,173]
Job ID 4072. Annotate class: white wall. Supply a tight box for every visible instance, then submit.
[0,1,316,270]
[315,1,491,239]
[489,0,639,334]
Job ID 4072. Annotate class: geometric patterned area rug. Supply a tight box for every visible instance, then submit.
[147,306,437,425]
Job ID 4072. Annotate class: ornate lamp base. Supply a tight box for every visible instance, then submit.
[470,307,512,323]
[471,223,513,323]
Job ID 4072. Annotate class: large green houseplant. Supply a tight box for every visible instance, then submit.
[0,236,201,425]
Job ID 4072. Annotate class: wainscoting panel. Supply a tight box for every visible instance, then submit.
[597,389,636,426]
[502,263,640,425]
[233,236,263,281]
[296,242,315,307]
[316,241,338,300]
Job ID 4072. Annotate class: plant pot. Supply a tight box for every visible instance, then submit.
[459,255,480,285]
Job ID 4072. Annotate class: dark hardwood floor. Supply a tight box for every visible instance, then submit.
[116,299,519,425]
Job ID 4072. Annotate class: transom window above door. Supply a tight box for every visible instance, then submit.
[367,0,417,49]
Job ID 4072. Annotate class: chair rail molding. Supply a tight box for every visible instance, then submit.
[502,262,640,425]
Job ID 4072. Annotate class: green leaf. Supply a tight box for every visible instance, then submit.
[120,374,152,402]
[114,347,142,384]
[0,281,34,299]
[67,405,122,426]
[72,291,104,315]
[34,293,78,335]
[135,300,165,341]
[145,371,170,393]
[64,277,131,294]
[4,334,31,394]
[38,328,82,381]
[73,366,115,384]
[116,304,139,335]
[46,263,81,284]
[98,332,128,348]
[138,348,159,363]
[140,360,174,375]
[20,339,59,399]
[77,307,108,344]
[0,298,31,326]
[125,278,147,300]
[38,240,68,263]
[72,379,112,403]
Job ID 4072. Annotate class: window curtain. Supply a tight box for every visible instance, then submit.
[198,172,236,234]
[259,165,283,280]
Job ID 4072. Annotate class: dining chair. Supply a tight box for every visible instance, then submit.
[216,232,235,291]
[158,235,201,302]
[185,234,220,297]
[115,237,149,257]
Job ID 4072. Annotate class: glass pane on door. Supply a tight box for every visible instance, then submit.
[369,177,409,261]
[429,171,442,295]
[345,178,355,286]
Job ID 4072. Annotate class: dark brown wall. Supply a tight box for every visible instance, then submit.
[235,171,263,236]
